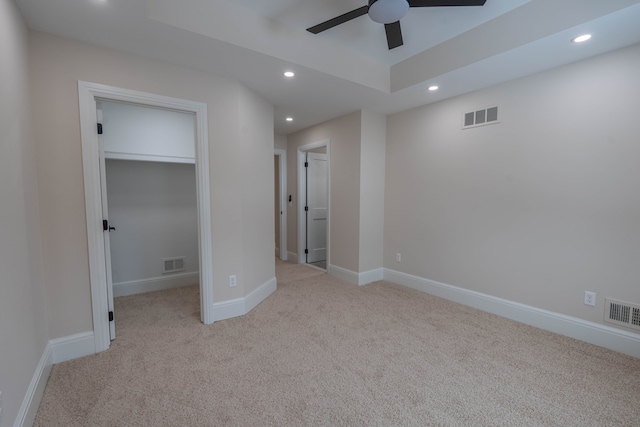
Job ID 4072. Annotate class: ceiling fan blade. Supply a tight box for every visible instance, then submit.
[306,6,369,34]
[408,0,486,7]
[384,21,404,50]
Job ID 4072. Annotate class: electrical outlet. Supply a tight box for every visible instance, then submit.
[229,275,236,287]
[396,253,401,262]
[584,291,596,306]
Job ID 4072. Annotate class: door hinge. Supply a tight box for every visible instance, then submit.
[97,123,103,135]
[108,311,114,322]
[304,161,308,167]
[305,249,309,254]
[305,206,309,211]
[103,219,108,231]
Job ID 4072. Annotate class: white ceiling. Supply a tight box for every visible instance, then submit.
[16,0,640,134]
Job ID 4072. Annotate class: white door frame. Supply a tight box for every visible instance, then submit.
[297,140,330,267]
[274,149,287,261]
[78,81,214,354]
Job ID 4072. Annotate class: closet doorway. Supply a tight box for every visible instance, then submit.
[98,100,200,340]
[79,81,213,353]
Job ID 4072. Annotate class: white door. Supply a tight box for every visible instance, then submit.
[97,107,116,340]
[306,152,327,263]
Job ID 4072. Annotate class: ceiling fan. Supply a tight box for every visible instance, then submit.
[307,0,487,50]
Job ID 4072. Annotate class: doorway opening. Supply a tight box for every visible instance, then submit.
[79,81,213,353]
[274,149,287,261]
[98,99,200,340]
[297,140,330,271]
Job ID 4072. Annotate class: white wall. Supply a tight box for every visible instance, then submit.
[106,160,199,285]
[274,133,287,150]
[359,110,386,273]
[239,87,276,296]
[101,100,196,162]
[384,43,640,330]
[28,31,274,339]
[287,111,362,272]
[287,110,386,278]
[0,1,48,425]
[274,155,280,252]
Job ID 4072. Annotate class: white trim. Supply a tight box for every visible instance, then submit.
[78,81,214,355]
[327,265,384,286]
[51,331,96,364]
[15,331,96,426]
[328,264,359,285]
[297,140,331,266]
[383,268,640,359]
[287,251,298,264]
[105,151,195,164]
[274,149,287,261]
[213,277,277,321]
[14,343,52,427]
[113,272,200,297]
[245,277,277,313]
[358,268,384,286]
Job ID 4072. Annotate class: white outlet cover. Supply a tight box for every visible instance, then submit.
[584,291,596,306]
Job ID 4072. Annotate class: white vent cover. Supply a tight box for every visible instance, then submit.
[162,257,186,274]
[604,298,640,331]
[463,105,499,129]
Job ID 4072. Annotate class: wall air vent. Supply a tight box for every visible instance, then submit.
[462,105,499,129]
[604,298,640,331]
[162,256,186,274]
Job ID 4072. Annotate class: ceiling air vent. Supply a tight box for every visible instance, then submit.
[162,256,186,274]
[604,298,640,331]
[463,105,499,129]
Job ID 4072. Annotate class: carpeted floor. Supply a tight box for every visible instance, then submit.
[35,259,640,426]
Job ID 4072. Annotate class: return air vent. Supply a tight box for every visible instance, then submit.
[604,298,640,331]
[162,256,186,274]
[463,105,499,129]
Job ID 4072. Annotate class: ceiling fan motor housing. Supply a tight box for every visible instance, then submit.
[368,0,410,24]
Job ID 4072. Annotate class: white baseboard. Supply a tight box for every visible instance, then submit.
[15,330,96,427]
[358,268,384,286]
[14,342,53,427]
[287,251,298,264]
[328,264,359,285]
[213,277,277,322]
[328,265,384,286]
[50,331,95,364]
[384,268,640,359]
[245,277,278,313]
[113,272,199,297]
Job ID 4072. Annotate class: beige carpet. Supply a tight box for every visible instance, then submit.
[35,260,640,426]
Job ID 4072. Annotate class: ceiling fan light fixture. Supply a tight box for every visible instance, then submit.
[368,0,409,24]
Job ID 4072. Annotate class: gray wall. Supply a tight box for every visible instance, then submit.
[106,160,199,284]
[0,0,48,425]
[384,43,640,329]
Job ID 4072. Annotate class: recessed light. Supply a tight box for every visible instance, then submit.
[428,85,439,91]
[284,71,295,78]
[285,117,293,122]
[572,34,592,43]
